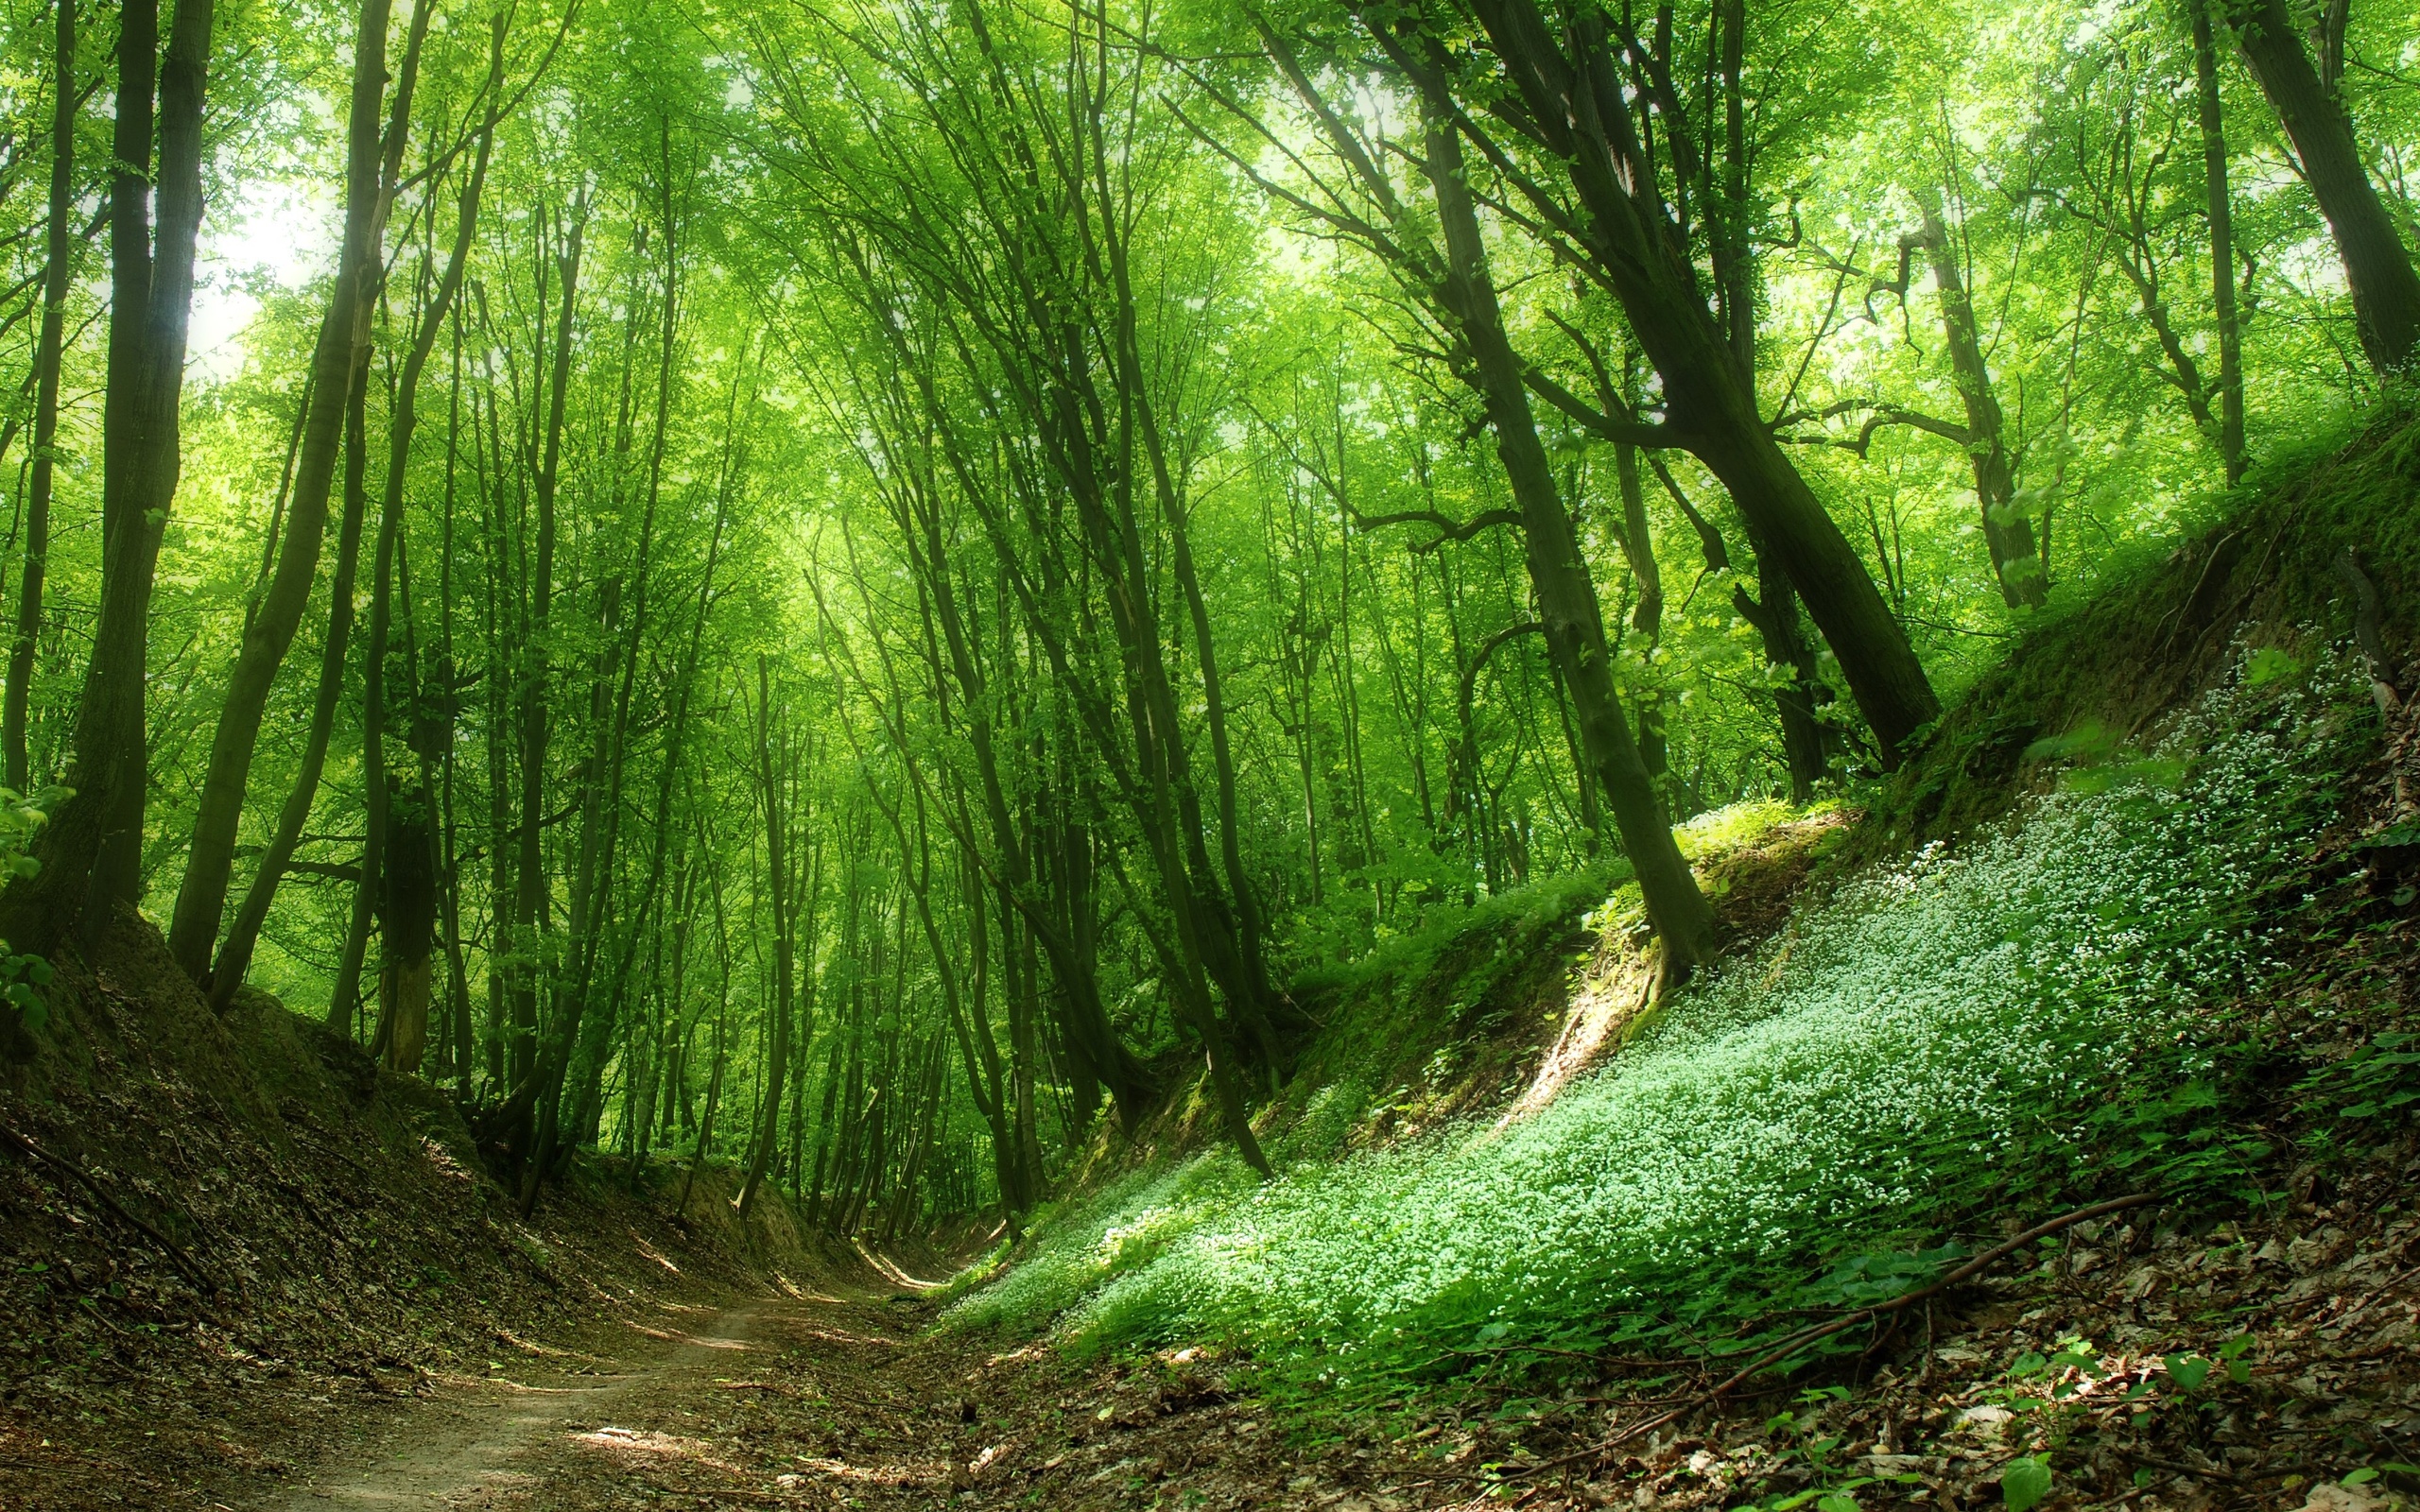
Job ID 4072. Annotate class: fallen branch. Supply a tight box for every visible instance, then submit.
[0,1119,217,1296]
[1502,1193,2162,1478]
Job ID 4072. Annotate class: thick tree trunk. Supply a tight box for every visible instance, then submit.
[1443,0,1940,763]
[16,0,215,952]
[2228,0,2420,372]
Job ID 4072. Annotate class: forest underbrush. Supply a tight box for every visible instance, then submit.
[0,910,852,1509]
[938,413,2420,1508]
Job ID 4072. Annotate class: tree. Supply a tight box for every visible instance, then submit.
[2226,0,2420,373]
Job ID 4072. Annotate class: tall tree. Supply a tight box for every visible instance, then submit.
[5,0,78,797]
[167,0,426,983]
[2226,0,2420,372]
[2,0,217,952]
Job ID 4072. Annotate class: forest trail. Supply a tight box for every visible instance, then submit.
[249,1268,1426,1512]
[268,1297,783,1510]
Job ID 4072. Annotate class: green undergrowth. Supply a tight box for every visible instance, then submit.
[947,648,2376,1412]
[1862,407,2420,859]
[953,412,2417,1414]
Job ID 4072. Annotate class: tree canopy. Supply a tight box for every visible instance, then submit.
[0,0,2412,1223]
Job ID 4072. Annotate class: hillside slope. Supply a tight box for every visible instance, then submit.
[940,412,2420,1510]
[0,905,825,1510]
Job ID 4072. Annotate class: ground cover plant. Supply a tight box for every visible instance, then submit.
[953,648,2376,1410]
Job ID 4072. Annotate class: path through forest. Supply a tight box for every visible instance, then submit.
[270,1297,778,1509]
[255,1270,1416,1512]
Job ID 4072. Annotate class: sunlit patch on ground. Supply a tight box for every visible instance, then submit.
[492,1329,580,1358]
[565,1424,735,1469]
[421,1136,476,1183]
[790,1452,941,1486]
[625,1322,752,1349]
[1499,952,1653,1124]
[794,1325,901,1349]
[856,1242,948,1292]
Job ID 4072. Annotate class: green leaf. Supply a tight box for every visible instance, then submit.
[2244,646,2303,686]
[2343,1468,2381,1486]
[2002,1456,2052,1512]
[2163,1354,2211,1390]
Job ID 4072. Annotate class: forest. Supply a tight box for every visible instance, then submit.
[0,0,2416,1506]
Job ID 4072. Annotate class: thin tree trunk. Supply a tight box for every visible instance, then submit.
[1424,112,1716,981]
[2191,0,2248,481]
[509,196,584,1111]
[209,348,372,1008]
[328,466,396,1038]
[219,17,494,1013]
[167,0,419,981]
[736,656,796,1221]
[1912,198,2046,610]
[5,0,77,797]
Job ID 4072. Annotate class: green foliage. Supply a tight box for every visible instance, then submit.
[951,655,2361,1408]
[2000,1455,2052,1511]
[0,786,60,1037]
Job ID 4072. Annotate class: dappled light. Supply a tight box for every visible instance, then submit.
[1,0,2417,1505]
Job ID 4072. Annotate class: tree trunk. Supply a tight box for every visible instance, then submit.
[1425,113,1716,979]
[5,0,77,797]
[12,0,215,952]
[214,15,492,1011]
[329,466,397,1038]
[2191,0,2248,480]
[736,657,797,1221]
[1429,0,1941,764]
[1912,199,2046,609]
[208,347,373,1009]
[2228,0,2420,373]
[510,198,584,1107]
[166,0,408,981]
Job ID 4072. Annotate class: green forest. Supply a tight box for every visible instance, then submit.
[0,0,2417,1505]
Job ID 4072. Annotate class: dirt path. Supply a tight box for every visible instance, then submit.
[267,1297,775,1509]
[251,1284,1446,1512]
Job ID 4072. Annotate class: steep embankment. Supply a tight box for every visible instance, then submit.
[0,905,827,1510]
[943,414,2420,1509]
